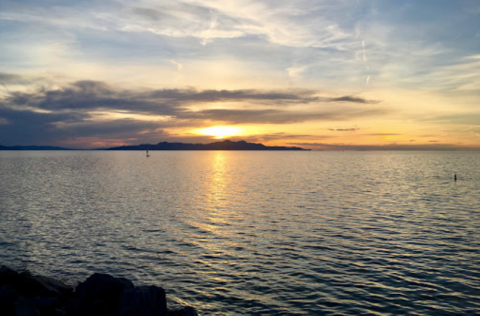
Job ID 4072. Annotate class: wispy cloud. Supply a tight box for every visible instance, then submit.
[170,60,183,71]
[290,142,476,151]
[1,1,479,148]
[328,128,360,132]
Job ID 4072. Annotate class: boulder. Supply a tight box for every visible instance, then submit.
[0,265,19,285]
[120,285,167,316]
[0,267,199,316]
[15,297,41,316]
[0,266,72,298]
[168,306,199,316]
[17,273,73,297]
[75,273,134,315]
[0,286,18,315]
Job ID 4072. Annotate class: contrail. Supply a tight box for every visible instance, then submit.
[362,40,367,63]
[171,60,183,71]
[362,40,370,85]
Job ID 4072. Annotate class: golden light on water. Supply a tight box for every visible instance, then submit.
[198,126,242,139]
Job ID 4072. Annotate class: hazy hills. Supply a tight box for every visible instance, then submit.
[0,145,71,150]
[0,140,309,151]
[105,140,309,151]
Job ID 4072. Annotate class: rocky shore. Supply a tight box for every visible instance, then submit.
[0,265,198,316]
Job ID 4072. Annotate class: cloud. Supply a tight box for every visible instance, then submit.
[183,108,388,124]
[362,40,367,63]
[330,96,379,104]
[0,72,41,87]
[424,113,480,125]
[287,66,307,79]
[132,7,173,22]
[328,128,360,132]
[290,142,475,151]
[364,133,400,136]
[0,104,89,146]
[225,132,332,144]
[0,73,23,83]
[0,79,388,147]
[170,60,183,71]
[3,80,380,114]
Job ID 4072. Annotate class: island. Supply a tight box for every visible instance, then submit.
[105,140,309,151]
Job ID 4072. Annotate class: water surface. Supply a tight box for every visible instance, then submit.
[0,151,479,315]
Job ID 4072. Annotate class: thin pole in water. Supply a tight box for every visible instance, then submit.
[454,174,457,182]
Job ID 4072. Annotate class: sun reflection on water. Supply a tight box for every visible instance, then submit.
[209,151,230,207]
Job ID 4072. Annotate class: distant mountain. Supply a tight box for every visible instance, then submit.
[0,140,309,151]
[106,140,309,151]
[0,145,72,150]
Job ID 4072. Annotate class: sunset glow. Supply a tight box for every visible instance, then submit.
[0,1,479,150]
[198,126,243,139]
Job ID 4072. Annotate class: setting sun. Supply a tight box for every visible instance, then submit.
[199,126,242,139]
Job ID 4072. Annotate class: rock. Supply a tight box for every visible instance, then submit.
[17,273,73,297]
[75,273,135,315]
[120,285,167,316]
[168,306,199,316]
[15,297,41,316]
[35,296,59,308]
[0,265,19,285]
[0,267,199,316]
[0,286,18,315]
[54,308,67,316]
[0,267,72,298]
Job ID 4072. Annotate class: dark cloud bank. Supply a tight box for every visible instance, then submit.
[289,142,474,151]
[0,78,388,148]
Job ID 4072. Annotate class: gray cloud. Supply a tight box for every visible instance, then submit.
[0,105,89,146]
[0,73,23,83]
[183,108,388,124]
[0,79,387,147]
[330,96,380,104]
[290,142,471,151]
[132,7,174,22]
[63,119,164,138]
[0,72,38,86]
[146,88,320,104]
[226,132,331,144]
[4,80,379,114]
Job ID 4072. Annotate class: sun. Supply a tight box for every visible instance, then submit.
[199,126,242,139]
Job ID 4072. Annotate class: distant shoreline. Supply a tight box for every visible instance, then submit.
[0,140,310,151]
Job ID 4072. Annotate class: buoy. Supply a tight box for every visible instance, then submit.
[454,174,457,181]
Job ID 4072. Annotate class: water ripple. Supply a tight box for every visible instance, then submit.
[1,151,480,315]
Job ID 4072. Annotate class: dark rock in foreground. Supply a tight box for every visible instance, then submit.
[0,265,198,316]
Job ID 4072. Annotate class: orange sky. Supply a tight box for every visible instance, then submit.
[1,0,479,149]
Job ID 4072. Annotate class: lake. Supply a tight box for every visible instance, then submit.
[0,151,479,315]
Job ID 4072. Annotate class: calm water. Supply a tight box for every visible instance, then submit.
[0,151,479,315]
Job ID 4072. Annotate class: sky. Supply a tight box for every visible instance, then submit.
[0,0,479,150]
